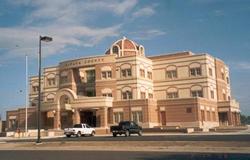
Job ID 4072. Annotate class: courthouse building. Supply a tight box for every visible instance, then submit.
[6,37,241,132]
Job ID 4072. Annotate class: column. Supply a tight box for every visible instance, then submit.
[54,109,61,130]
[100,108,108,128]
[73,109,80,124]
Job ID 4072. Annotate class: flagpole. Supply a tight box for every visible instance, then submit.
[25,55,28,136]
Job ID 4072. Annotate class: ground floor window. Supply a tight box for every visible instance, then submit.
[113,112,123,124]
[132,111,143,124]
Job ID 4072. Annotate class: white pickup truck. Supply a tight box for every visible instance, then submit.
[64,123,95,137]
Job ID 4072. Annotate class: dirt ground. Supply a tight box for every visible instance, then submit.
[0,141,250,153]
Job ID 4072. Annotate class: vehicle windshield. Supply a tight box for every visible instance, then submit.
[73,124,82,128]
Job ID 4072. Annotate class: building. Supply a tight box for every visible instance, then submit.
[6,37,240,132]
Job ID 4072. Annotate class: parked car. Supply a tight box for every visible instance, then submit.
[110,121,142,137]
[64,123,95,137]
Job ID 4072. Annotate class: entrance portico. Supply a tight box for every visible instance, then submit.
[51,89,113,130]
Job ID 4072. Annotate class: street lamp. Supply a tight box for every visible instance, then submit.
[37,35,52,144]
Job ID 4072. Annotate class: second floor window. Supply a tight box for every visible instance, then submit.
[86,70,95,82]
[140,92,146,99]
[140,69,145,77]
[191,90,203,97]
[147,71,152,79]
[121,69,132,78]
[210,90,215,99]
[122,91,132,100]
[47,78,56,86]
[102,71,112,79]
[60,76,68,84]
[167,92,178,99]
[209,68,213,76]
[190,67,202,76]
[166,70,177,79]
[148,93,153,99]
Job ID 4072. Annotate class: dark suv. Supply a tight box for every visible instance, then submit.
[110,121,142,137]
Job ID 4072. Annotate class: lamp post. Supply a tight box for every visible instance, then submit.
[37,36,52,144]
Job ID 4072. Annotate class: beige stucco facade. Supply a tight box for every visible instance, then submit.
[6,37,241,132]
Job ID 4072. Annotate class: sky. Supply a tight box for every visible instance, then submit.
[0,0,250,119]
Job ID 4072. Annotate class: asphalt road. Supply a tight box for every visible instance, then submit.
[0,150,249,160]
[5,134,250,143]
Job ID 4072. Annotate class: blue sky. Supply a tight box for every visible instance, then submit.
[0,0,250,119]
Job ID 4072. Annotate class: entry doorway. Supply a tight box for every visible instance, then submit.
[80,111,96,127]
[160,111,166,126]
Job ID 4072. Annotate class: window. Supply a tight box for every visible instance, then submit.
[148,93,153,99]
[60,76,68,84]
[210,90,214,99]
[167,92,178,99]
[47,98,54,102]
[122,91,132,100]
[166,70,177,79]
[73,124,82,128]
[112,46,119,55]
[147,71,152,79]
[86,70,95,82]
[121,69,132,77]
[186,107,192,113]
[140,69,145,77]
[86,90,96,97]
[32,86,39,92]
[207,111,211,121]
[102,93,112,97]
[140,92,146,99]
[209,68,213,76]
[102,71,112,79]
[113,112,123,123]
[212,112,216,121]
[191,90,203,97]
[47,78,56,86]
[190,67,202,76]
[132,111,143,123]
[228,96,231,100]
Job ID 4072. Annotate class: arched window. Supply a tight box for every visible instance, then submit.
[112,46,119,55]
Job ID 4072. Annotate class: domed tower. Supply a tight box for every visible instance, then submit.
[105,37,145,57]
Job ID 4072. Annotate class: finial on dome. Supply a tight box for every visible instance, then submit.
[123,36,127,40]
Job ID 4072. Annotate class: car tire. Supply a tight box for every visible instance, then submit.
[138,130,142,136]
[125,130,130,137]
[66,135,71,138]
[91,131,95,136]
[113,133,117,137]
[77,131,81,137]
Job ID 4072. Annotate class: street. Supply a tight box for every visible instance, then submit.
[0,150,249,160]
[4,134,250,143]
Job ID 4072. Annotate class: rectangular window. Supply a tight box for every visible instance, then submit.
[226,77,229,84]
[147,71,152,79]
[60,76,68,84]
[122,91,132,100]
[223,93,226,101]
[148,93,153,99]
[207,111,211,121]
[132,111,143,123]
[167,92,178,99]
[32,86,39,92]
[186,107,192,113]
[210,90,214,99]
[121,69,132,77]
[209,68,213,76]
[212,112,216,121]
[47,78,56,86]
[86,70,95,82]
[140,69,145,77]
[190,68,202,76]
[102,72,106,79]
[113,112,124,123]
[166,70,177,79]
[103,93,112,97]
[107,71,112,78]
[47,98,54,102]
[191,90,203,97]
[140,92,146,99]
